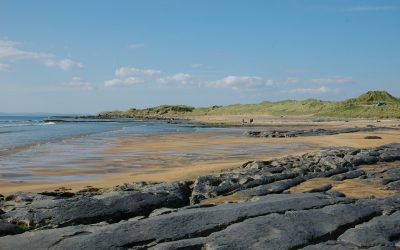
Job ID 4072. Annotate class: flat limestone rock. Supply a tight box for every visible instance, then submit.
[301,241,396,250]
[154,203,380,250]
[245,127,392,138]
[386,180,400,190]
[238,176,306,196]
[0,220,23,236]
[338,211,400,248]
[330,170,365,181]
[1,181,191,230]
[306,184,333,193]
[0,193,347,250]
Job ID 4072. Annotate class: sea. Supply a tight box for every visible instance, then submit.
[0,115,238,182]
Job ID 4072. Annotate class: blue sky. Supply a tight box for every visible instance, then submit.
[0,0,399,113]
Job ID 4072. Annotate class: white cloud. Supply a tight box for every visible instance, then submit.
[265,77,299,86]
[283,86,338,95]
[191,63,202,69]
[0,39,83,71]
[64,76,93,91]
[207,76,263,91]
[57,59,84,71]
[106,66,270,91]
[0,39,53,64]
[312,76,353,85]
[115,67,161,77]
[346,6,397,12]
[104,77,145,87]
[0,63,10,71]
[124,77,145,85]
[104,78,122,87]
[265,79,276,86]
[157,73,192,85]
[107,66,196,88]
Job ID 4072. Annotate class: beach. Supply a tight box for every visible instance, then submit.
[1,116,400,195]
[2,115,400,249]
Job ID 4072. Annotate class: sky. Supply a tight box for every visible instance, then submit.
[0,0,399,114]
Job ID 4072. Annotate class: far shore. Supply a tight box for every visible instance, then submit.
[51,113,400,129]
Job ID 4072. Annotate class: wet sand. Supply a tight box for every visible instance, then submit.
[1,126,400,195]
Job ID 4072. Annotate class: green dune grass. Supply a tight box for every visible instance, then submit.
[98,91,400,119]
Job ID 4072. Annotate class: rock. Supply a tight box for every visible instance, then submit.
[309,167,349,178]
[0,193,347,250]
[0,220,23,236]
[344,153,379,166]
[301,241,396,250]
[380,151,400,162]
[319,156,349,170]
[243,172,298,189]
[1,181,191,230]
[364,136,382,139]
[149,208,178,217]
[238,176,306,196]
[245,127,395,138]
[189,143,400,203]
[328,191,346,197]
[338,211,400,248]
[38,191,75,198]
[306,184,333,193]
[386,180,400,190]
[330,170,365,181]
[364,168,400,185]
[154,203,379,250]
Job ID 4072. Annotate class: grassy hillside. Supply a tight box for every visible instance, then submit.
[98,91,400,119]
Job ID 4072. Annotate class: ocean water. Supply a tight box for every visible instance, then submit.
[0,116,243,182]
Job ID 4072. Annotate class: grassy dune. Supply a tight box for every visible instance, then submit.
[98,91,400,119]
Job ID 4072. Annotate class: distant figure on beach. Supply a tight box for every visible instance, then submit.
[249,118,253,124]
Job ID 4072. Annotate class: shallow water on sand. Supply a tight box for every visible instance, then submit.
[0,116,307,183]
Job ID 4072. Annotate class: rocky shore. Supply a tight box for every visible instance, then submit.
[245,127,397,138]
[1,143,400,249]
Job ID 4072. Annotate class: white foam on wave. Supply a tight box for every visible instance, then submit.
[0,121,56,128]
[43,122,56,125]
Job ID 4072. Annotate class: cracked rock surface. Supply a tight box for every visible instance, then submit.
[245,127,397,138]
[0,143,399,249]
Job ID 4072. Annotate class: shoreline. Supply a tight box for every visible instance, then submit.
[51,113,400,127]
[1,127,400,195]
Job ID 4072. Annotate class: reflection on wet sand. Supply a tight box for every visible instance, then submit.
[2,129,400,195]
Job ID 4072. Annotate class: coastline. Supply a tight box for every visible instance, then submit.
[1,123,400,195]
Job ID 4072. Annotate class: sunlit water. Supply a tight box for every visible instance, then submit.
[0,116,254,182]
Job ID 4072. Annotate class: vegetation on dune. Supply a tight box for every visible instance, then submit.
[98,105,195,117]
[98,91,400,119]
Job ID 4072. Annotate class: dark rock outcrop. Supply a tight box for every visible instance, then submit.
[1,181,191,230]
[364,136,382,139]
[245,127,396,138]
[189,143,400,204]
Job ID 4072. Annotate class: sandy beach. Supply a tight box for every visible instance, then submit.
[1,118,400,195]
